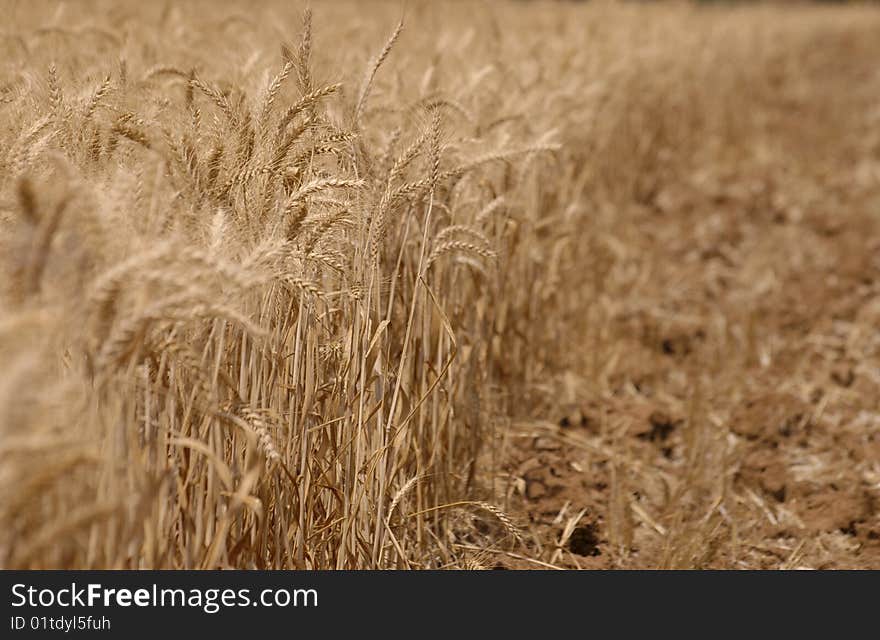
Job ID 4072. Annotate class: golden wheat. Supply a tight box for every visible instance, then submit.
[2,0,879,570]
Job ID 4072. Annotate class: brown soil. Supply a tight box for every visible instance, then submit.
[492,36,880,569]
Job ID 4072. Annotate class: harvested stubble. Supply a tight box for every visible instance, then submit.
[2,0,879,569]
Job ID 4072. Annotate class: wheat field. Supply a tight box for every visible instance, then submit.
[2,0,880,569]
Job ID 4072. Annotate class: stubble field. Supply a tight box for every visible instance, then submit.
[2,0,880,569]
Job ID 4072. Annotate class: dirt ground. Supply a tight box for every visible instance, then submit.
[491,29,880,570]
